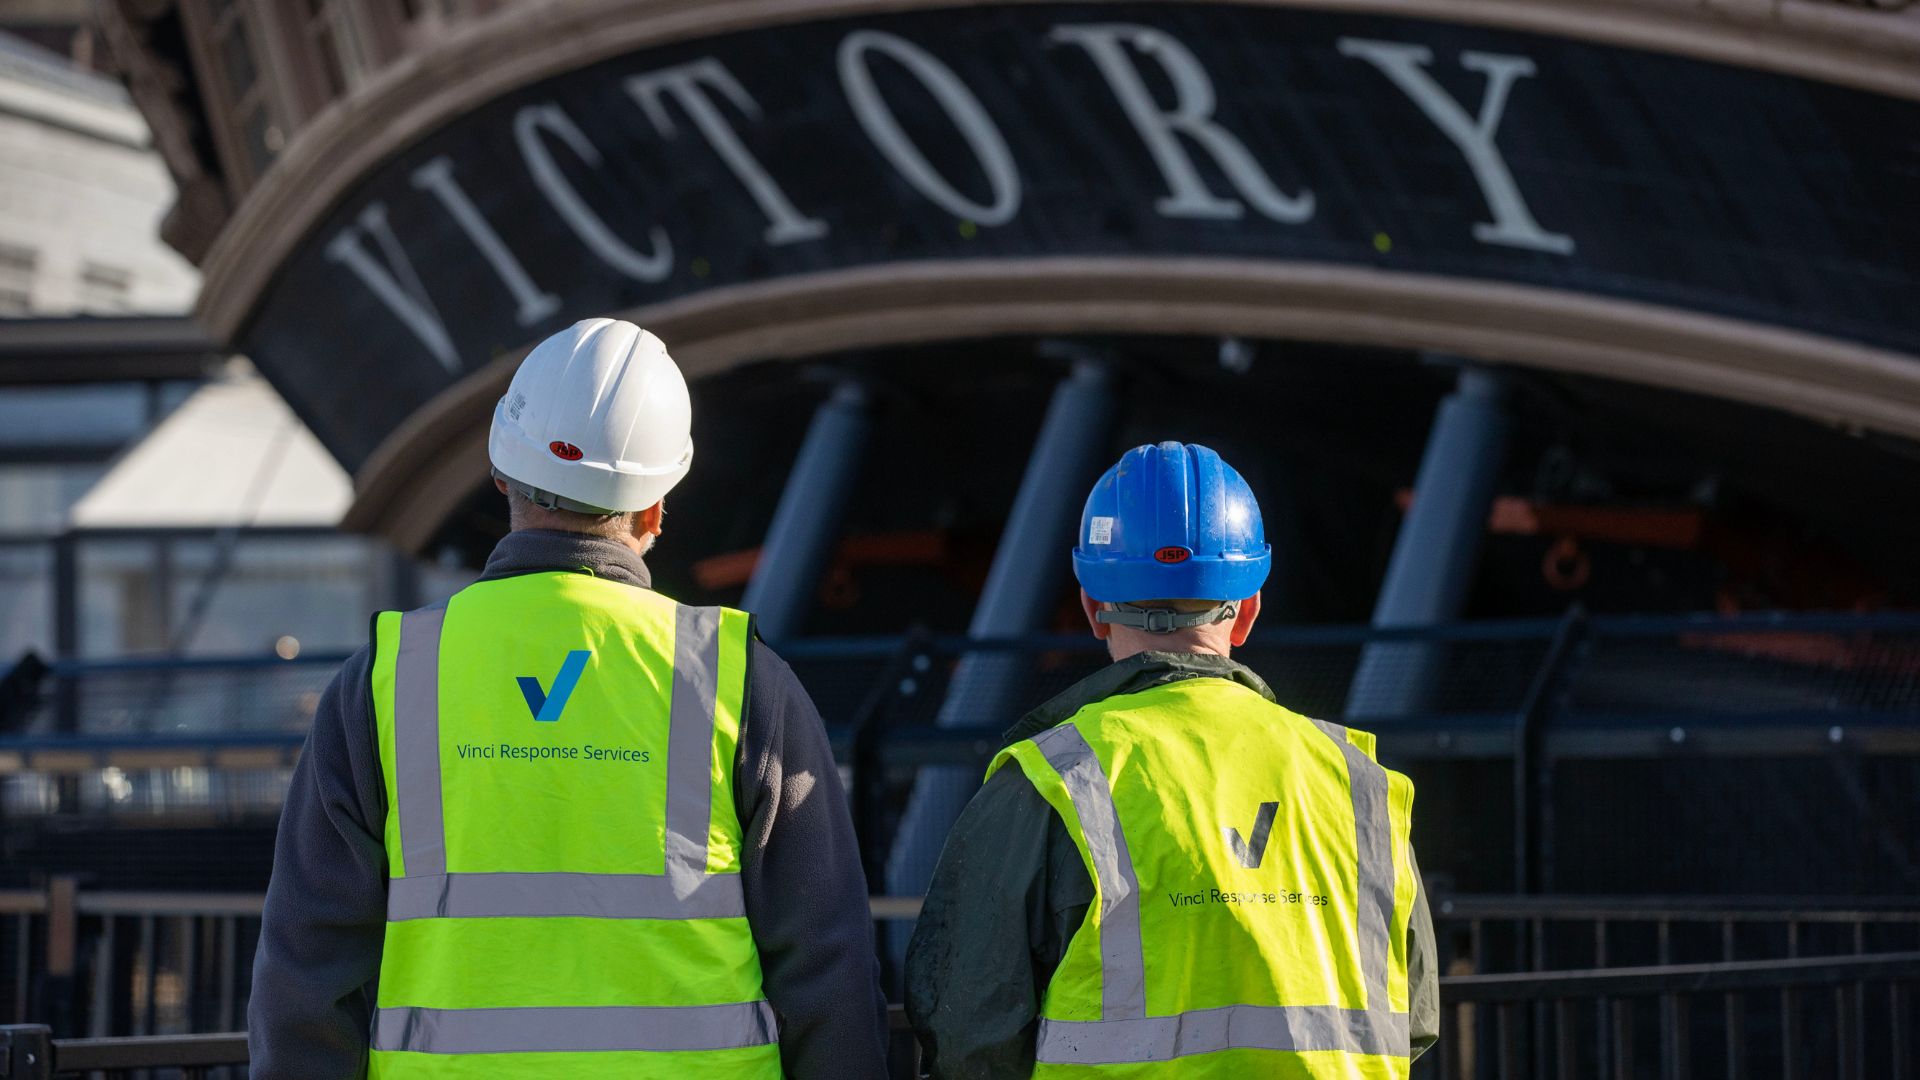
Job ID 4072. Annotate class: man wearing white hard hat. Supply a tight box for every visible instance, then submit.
[250,320,890,1078]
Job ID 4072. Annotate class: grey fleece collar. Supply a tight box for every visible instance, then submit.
[1000,650,1278,749]
[478,529,653,590]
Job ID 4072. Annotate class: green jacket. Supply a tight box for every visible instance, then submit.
[905,651,1440,1079]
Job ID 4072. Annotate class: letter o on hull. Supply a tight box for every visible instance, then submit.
[838,29,1023,226]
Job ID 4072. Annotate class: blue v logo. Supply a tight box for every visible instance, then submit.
[517,650,591,722]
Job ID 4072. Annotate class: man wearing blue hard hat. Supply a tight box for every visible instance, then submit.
[907,442,1437,1078]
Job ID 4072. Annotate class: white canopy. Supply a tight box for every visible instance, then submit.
[68,372,352,529]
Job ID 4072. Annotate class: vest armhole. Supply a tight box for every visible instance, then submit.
[737,610,758,787]
[730,610,774,844]
[365,610,389,823]
[994,738,1102,901]
[708,605,754,875]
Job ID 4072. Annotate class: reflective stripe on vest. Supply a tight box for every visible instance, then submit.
[1037,1003,1410,1064]
[374,1001,778,1055]
[1022,712,1408,1065]
[374,592,775,1060]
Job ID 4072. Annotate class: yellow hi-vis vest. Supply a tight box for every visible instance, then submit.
[367,571,780,1078]
[989,676,1417,1079]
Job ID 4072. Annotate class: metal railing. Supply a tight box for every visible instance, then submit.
[1434,894,1920,975]
[8,886,1920,1056]
[2,612,1918,1059]
[1437,952,1920,1080]
[5,954,1917,1078]
[1429,898,1920,1079]
[0,1027,248,1078]
[0,884,256,1042]
[13,610,1920,741]
[0,1008,922,1079]
[5,613,1920,924]
[810,614,1920,917]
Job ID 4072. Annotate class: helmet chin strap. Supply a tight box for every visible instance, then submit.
[1095,601,1238,634]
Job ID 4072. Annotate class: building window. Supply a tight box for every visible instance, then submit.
[301,0,377,100]
[0,463,109,534]
[397,0,515,42]
[186,0,288,186]
[79,263,135,313]
[0,243,36,314]
[401,0,509,20]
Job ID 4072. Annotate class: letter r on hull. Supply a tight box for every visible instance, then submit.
[1051,23,1314,225]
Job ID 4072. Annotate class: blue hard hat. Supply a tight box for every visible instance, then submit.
[1073,442,1271,603]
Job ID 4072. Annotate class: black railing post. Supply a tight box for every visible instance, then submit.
[40,880,75,1041]
[1496,1003,1521,1079]
[1892,982,1912,1080]
[50,534,78,738]
[1512,607,1587,1079]
[848,630,933,997]
[1437,1001,1461,1080]
[1513,604,1588,899]
[0,1024,52,1079]
[1723,921,1745,1079]
[851,632,930,896]
[1553,999,1576,1078]
[1610,1001,1633,1080]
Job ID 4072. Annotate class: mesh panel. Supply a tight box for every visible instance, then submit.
[5,616,1919,896]
[1570,629,1920,715]
[14,661,340,737]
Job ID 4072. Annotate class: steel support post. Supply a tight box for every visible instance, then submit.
[1345,365,1511,720]
[882,358,1115,959]
[741,381,871,644]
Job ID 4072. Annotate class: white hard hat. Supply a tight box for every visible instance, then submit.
[488,318,694,514]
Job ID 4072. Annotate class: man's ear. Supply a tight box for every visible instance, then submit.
[635,501,665,538]
[1080,589,1112,642]
[493,476,510,495]
[1229,590,1262,647]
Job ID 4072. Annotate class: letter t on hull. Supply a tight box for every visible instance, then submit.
[626,60,829,246]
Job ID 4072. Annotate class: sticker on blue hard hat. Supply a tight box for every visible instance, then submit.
[1089,516,1115,545]
[1155,546,1192,564]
